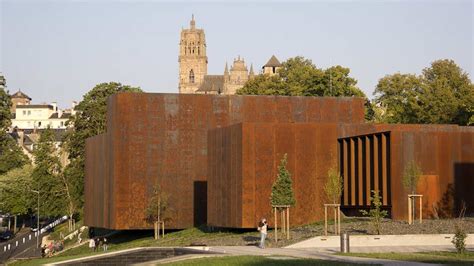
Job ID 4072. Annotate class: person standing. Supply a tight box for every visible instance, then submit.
[103,237,108,251]
[89,238,95,252]
[257,218,268,249]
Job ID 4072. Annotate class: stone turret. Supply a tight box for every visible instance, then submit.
[249,64,255,79]
[223,56,250,95]
[224,62,229,81]
[262,55,282,76]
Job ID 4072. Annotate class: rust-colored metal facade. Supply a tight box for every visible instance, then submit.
[84,93,365,230]
[338,124,474,219]
[207,123,338,228]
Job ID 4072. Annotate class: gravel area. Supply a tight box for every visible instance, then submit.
[162,218,474,248]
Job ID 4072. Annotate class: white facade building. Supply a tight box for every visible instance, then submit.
[11,103,71,130]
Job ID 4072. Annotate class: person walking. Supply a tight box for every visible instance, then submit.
[103,237,108,251]
[89,238,95,252]
[257,218,268,249]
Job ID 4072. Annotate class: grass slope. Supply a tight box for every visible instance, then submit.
[341,251,474,265]
[166,255,375,266]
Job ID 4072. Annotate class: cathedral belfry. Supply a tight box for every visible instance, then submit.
[178,15,208,94]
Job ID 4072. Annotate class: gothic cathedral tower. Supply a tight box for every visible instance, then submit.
[179,15,208,93]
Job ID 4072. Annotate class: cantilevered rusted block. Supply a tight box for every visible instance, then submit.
[207,122,338,228]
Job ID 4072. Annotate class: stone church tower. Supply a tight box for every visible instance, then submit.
[178,15,208,94]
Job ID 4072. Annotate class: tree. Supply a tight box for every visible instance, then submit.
[402,161,422,194]
[270,153,296,241]
[373,59,474,125]
[0,88,29,175]
[62,82,142,211]
[0,135,30,175]
[270,154,296,207]
[31,127,65,217]
[373,73,423,124]
[0,165,34,231]
[145,184,172,240]
[324,167,343,204]
[0,88,11,131]
[237,56,366,98]
[360,190,388,235]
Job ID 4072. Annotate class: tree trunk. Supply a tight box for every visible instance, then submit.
[281,209,285,235]
[162,221,165,238]
[13,215,17,233]
[274,207,278,242]
[154,221,158,240]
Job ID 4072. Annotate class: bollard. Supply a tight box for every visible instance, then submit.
[15,241,18,247]
[23,238,25,243]
[29,234,31,240]
[340,232,350,253]
[8,244,10,250]
[4,246,6,252]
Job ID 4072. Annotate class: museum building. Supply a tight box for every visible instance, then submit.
[84,93,474,230]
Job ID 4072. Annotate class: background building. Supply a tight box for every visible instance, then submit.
[8,90,76,164]
[178,16,281,95]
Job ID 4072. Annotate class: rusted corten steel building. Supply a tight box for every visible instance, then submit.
[85,93,474,230]
[206,122,474,228]
[337,124,474,220]
[85,93,365,230]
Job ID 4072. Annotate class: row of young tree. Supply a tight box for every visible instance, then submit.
[237,57,474,126]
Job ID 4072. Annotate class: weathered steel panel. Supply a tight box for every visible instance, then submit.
[208,123,338,228]
[85,93,366,230]
[338,124,474,220]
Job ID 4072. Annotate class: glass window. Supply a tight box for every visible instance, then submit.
[189,69,195,83]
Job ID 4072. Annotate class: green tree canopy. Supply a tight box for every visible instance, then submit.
[62,82,142,210]
[237,56,365,98]
[402,161,422,194]
[31,127,65,217]
[374,59,474,125]
[270,154,296,207]
[0,88,11,131]
[0,164,34,216]
[0,88,29,175]
[324,167,343,204]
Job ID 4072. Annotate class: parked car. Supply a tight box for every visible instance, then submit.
[0,230,14,241]
[30,224,40,232]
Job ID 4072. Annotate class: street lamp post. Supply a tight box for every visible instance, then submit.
[31,190,40,249]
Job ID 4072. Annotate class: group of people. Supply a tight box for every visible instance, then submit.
[41,240,64,257]
[88,237,108,252]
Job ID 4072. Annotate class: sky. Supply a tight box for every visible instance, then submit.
[1,0,473,108]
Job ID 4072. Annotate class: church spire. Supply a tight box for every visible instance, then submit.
[224,62,229,81]
[190,14,196,30]
[249,63,255,78]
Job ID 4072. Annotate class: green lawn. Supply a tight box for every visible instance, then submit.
[49,220,83,241]
[8,228,259,266]
[165,255,374,266]
[340,251,474,265]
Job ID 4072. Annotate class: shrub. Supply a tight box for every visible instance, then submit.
[452,224,467,254]
[360,190,388,235]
